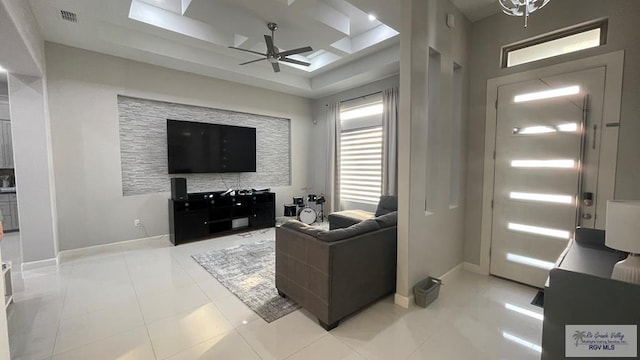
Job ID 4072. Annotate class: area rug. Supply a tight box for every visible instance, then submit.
[191,239,300,323]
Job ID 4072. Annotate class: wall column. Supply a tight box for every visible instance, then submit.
[396,0,470,307]
[8,74,58,267]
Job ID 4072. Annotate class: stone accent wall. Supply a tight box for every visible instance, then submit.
[118,95,290,196]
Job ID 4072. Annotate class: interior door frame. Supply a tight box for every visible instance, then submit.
[476,50,624,275]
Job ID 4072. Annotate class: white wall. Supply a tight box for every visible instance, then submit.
[464,0,640,265]
[396,0,470,303]
[45,43,314,252]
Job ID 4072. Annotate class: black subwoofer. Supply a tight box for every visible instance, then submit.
[171,178,187,200]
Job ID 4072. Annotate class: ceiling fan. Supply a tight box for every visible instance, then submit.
[229,22,313,73]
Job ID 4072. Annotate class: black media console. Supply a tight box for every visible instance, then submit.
[169,191,275,245]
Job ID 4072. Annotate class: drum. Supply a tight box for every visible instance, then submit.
[293,197,304,206]
[307,194,317,203]
[297,207,317,225]
[284,204,297,217]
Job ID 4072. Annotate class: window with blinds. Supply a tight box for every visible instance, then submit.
[340,127,383,204]
[339,96,383,207]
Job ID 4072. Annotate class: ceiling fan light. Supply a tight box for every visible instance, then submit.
[229,22,313,73]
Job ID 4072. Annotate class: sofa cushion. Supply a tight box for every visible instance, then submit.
[317,218,381,242]
[375,196,398,217]
[375,211,397,228]
[327,209,374,230]
[329,209,374,221]
[281,220,324,237]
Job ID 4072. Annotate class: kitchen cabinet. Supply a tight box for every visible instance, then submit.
[0,97,8,120]
[0,121,13,169]
[0,96,14,169]
[0,121,12,169]
[0,194,18,231]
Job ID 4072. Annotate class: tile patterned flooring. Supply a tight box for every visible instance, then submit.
[5,229,543,359]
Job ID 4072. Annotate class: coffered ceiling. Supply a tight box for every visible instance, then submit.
[28,0,499,98]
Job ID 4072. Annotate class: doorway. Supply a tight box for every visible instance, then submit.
[479,52,624,286]
[490,68,604,288]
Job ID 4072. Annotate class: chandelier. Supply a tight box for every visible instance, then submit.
[499,0,551,28]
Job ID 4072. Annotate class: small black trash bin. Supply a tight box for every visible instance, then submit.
[413,277,442,308]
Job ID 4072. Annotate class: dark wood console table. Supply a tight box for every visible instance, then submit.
[169,191,275,245]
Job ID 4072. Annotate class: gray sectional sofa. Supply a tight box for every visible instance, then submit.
[275,196,398,330]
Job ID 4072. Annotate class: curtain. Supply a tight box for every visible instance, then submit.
[382,87,399,195]
[326,103,341,213]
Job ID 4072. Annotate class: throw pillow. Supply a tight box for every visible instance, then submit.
[375,195,398,217]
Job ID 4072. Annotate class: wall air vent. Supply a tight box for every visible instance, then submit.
[60,10,77,23]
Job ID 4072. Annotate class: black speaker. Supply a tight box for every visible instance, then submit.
[171,178,187,200]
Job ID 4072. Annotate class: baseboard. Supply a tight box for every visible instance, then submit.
[463,262,489,275]
[394,292,413,309]
[58,234,170,263]
[439,262,464,283]
[21,257,58,272]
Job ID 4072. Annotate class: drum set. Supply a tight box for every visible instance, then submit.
[284,193,326,225]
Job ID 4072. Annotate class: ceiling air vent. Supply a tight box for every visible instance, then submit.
[60,10,77,23]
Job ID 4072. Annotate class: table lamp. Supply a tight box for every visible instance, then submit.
[606,200,640,284]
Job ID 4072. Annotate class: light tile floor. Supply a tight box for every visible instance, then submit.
[6,228,543,360]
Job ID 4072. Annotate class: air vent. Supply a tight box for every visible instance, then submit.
[60,10,77,23]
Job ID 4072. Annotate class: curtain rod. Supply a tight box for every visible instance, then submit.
[325,91,382,107]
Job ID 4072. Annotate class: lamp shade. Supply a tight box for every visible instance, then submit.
[606,200,640,254]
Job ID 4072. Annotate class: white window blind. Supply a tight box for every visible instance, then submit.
[339,126,383,204]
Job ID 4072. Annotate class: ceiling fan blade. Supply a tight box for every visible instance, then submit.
[271,62,281,73]
[278,46,313,58]
[280,57,311,67]
[239,58,267,66]
[228,46,266,57]
[264,35,276,54]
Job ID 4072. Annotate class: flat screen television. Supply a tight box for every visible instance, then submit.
[167,119,257,174]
